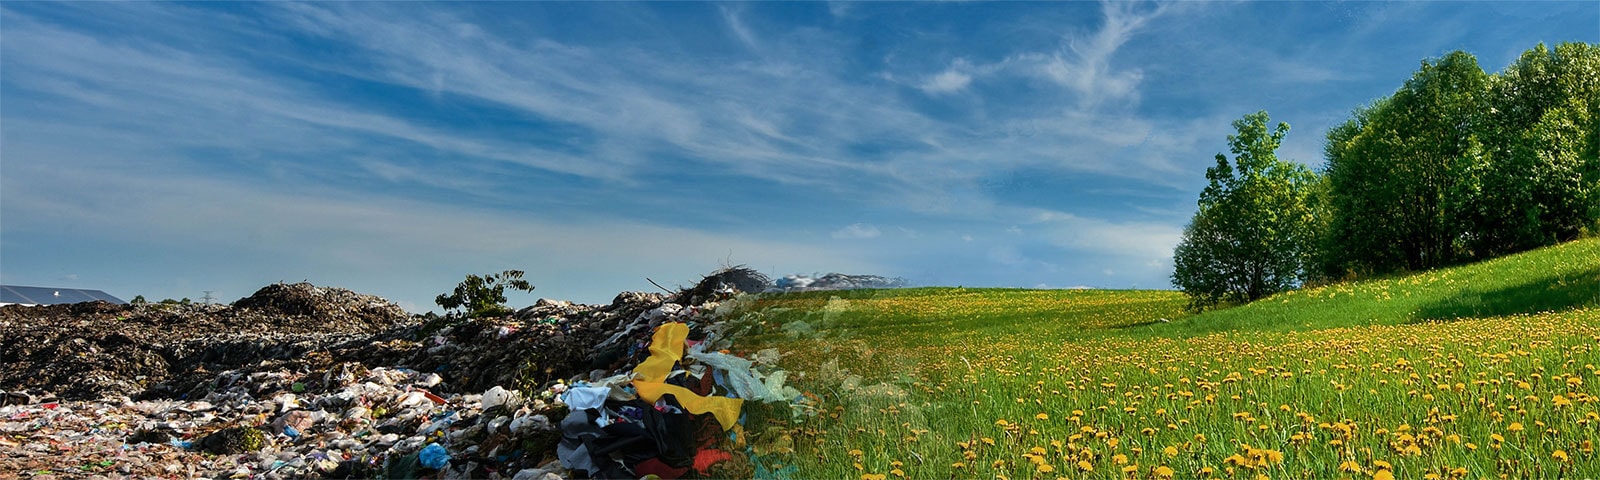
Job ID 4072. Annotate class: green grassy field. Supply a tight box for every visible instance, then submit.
[728,237,1600,479]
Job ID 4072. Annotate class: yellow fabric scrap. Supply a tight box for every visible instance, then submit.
[632,322,743,430]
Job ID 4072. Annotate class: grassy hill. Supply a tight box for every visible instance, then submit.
[729,237,1600,479]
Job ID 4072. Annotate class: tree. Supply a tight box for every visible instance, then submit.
[435,270,535,318]
[130,295,147,304]
[1173,111,1322,310]
[1323,51,1491,275]
[1468,42,1600,256]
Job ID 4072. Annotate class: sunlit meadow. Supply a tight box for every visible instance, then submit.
[729,238,1600,479]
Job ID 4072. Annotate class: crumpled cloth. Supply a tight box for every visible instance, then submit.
[632,323,742,430]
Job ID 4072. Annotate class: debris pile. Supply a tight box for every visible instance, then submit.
[0,270,812,478]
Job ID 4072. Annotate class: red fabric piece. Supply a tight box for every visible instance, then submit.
[693,449,734,475]
[634,457,689,479]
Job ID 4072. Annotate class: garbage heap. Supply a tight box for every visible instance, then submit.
[0,269,811,479]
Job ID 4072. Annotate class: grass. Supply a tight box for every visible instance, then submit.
[726,237,1600,479]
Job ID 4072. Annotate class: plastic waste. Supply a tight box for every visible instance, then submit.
[482,386,511,410]
[419,443,449,469]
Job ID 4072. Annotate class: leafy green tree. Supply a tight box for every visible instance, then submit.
[130,295,147,304]
[1468,43,1600,256]
[1323,51,1491,275]
[1174,111,1322,310]
[435,270,535,318]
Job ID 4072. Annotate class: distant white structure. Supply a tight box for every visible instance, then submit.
[0,285,126,307]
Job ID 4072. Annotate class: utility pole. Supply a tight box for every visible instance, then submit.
[201,290,216,305]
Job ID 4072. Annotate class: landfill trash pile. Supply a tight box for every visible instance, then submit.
[0,283,410,402]
[769,273,908,292]
[0,268,814,479]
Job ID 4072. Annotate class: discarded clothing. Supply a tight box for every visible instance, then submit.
[560,386,610,410]
[632,323,742,430]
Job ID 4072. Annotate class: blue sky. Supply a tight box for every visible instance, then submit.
[3,2,1596,312]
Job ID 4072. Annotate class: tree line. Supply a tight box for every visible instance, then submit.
[1175,42,1600,310]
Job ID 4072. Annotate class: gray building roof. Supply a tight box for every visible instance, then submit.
[0,285,126,305]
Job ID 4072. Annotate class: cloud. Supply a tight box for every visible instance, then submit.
[1009,1,1171,108]
[1027,209,1183,261]
[831,223,882,240]
[920,62,974,95]
[721,5,762,51]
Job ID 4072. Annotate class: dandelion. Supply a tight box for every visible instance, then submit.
[1163,446,1179,457]
[1155,465,1175,478]
[1036,413,1050,421]
[1553,450,1570,462]
[1374,470,1395,480]
[1077,460,1094,472]
[1507,422,1524,432]
[1037,464,1055,474]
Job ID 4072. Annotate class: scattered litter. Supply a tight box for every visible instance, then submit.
[0,268,821,478]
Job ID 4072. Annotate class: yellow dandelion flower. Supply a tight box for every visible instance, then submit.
[1038,464,1055,474]
[982,437,996,446]
[849,449,864,456]
[861,474,886,480]
[1155,465,1175,478]
[1373,460,1392,470]
[1112,453,1128,465]
[1163,446,1179,457]
[1553,450,1570,462]
[952,462,967,469]
[890,468,905,478]
[1107,437,1120,449]
[1122,465,1139,474]
[1077,460,1094,472]
[1036,413,1049,421]
[1508,422,1524,432]
[1490,433,1505,443]
[1374,470,1395,480]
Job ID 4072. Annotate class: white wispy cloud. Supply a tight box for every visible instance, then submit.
[721,5,762,51]
[831,223,883,240]
[1014,1,1171,108]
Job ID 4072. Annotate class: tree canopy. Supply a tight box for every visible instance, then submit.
[1173,111,1320,310]
[1177,42,1599,308]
